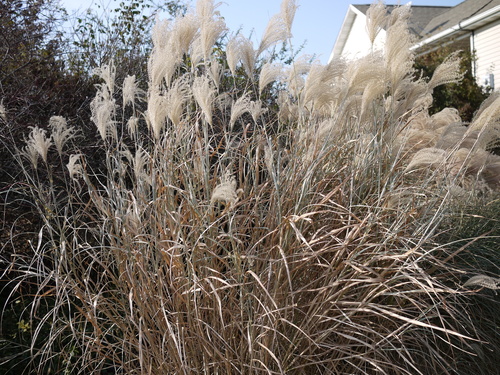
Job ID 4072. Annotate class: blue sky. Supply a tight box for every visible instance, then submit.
[62,0,464,64]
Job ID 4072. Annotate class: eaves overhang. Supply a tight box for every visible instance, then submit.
[411,5,500,54]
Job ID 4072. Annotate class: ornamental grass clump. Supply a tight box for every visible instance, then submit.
[2,1,499,374]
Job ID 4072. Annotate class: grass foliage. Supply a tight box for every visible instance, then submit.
[2,1,499,373]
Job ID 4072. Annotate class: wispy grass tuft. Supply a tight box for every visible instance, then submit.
[2,1,499,374]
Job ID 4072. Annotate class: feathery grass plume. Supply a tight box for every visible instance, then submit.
[429,107,462,129]
[449,148,500,189]
[66,154,83,180]
[146,88,168,139]
[148,19,180,88]
[280,0,297,35]
[398,128,440,154]
[91,89,117,141]
[94,61,116,96]
[387,2,411,28]
[256,7,293,57]
[435,123,479,150]
[210,168,239,208]
[345,52,384,97]
[464,275,500,290]
[166,75,190,127]
[428,51,464,90]
[405,147,447,172]
[132,146,151,185]
[208,59,223,89]
[248,100,267,123]
[258,61,283,95]
[226,35,255,77]
[226,35,241,76]
[49,116,76,155]
[365,1,387,46]
[170,13,199,58]
[230,94,251,130]
[196,0,226,61]
[384,14,414,91]
[467,94,500,150]
[192,75,216,125]
[21,133,41,169]
[122,75,143,108]
[240,36,256,77]
[91,62,118,141]
[287,55,311,98]
[25,126,52,165]
[127,116,140,139]
[303,58,347,112]
[0,100,6,122]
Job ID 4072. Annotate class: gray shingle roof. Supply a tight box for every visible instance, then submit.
[352,4,451,36]
[421,0,500,37]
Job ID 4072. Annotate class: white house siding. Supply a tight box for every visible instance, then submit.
[474,18,500,91]
[340,12,386,60]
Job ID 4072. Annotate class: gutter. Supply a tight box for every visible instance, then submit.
[411,4,500,51]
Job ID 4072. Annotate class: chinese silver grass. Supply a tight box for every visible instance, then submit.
[192,75,216,125]
[146,88,168,139]
[25,126,52,165]
[127,116,140,140]
[122,75,143,109]
[197,0,226,61]
[148,19,180,88]
[428,51,464,90]
[240,37,256,77]
[208,59,223,89]
[94,62,116,96]
[257,8,290,57]
[66,154,83,180]
[226,35,255,77]
[365,1,386,46]
[435,124,480,150]
[170,13,199,58]
[21,133,41,169]
[449,148,500,189]
[303,58,347,112]
[230,94,251,130]
[132,146,151,185]
[258,61,283,95]
[0,100,6,122]
[210,168,239,208]
[280,0,297,35]
[195,0,221,21]
[49,116,76,156]
[463,275,500,290]
[226,35,241,76]
[384,17,414,91]
[91,67,117,141]
[405,147,447,172]
[166,75,190,127]
[387,2,411,29]
[467,94,500,150]
[428,107,461,130]
[345,53,384,97]
[249,100,267,123]
[287,55,311,98]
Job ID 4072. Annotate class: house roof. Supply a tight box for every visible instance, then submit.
[421,0,500,38]
[352,4,451,36]
[331,0,500,61]
[412,0,500,53]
